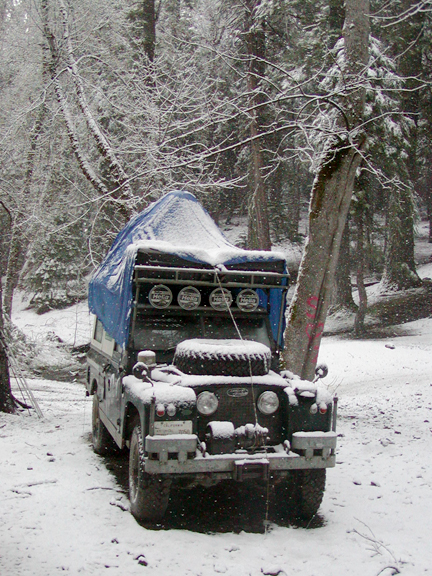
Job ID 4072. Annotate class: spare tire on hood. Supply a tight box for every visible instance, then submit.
[173,339,271,377]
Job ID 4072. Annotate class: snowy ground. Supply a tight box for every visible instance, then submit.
[1,313,432,574]
[2,227,432,576]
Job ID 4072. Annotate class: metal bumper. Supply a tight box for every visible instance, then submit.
[144,432,337,479]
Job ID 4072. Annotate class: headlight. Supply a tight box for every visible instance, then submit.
[257,391,279,415]
[197,391,218,415]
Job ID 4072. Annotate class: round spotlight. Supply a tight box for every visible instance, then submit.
[209,288,232,311]
[236,289,259,312]
[148,285,172,309]
[178,286,201,310]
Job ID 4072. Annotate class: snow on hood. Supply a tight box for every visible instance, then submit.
[122,376,196,406]
[88,191,287,348]
[150,365,288,388]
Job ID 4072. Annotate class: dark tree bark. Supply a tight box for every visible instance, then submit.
[142,0,156,62]
[380,0,423,288]
[0,335,13,414]
[328,0,354,310]
[333,221,356,310]
[328,0,345,49]
[0,208,14,413]
[245,0,271,251]
[354,209,367,335]
[382,184,421,289]
[283,0,369,380]
[127,0,156,64]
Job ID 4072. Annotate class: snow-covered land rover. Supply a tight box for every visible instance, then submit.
[86,191,337,522]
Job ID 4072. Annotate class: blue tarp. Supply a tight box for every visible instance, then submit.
[88,191,287,349]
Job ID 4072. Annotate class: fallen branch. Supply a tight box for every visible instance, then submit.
[351,518,400,570]
[376,566,401,576]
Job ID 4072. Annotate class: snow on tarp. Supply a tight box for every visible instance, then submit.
[88,190,287,349]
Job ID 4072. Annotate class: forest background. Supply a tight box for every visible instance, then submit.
[1,0,432,406]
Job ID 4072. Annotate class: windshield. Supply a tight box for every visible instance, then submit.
[132,314,272,354]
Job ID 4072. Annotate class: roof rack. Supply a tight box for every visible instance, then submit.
[134,264,289,290]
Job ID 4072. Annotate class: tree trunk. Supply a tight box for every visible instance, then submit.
[245,0,271,251]
[41,0,133,223]
[328,0,345,49]
[354,210,367,335]
[283,0,369,380]
[3,62,48,317]
[142,0,156,63]
[380,0,422,287]
[333,220,356,310]
[382,184,421,289]
[57,0,134,208]
[283,143,365,379]
[427,176,432,243]
[0,258,14,414]
[3,223,26,318]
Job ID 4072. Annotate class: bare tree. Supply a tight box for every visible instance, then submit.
[41,0,134,222]
[0,279,14,413]
[0,203,14,414]
[244,0,271,251]
[283,0,370,380]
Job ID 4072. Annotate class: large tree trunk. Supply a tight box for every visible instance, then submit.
[328,0,345,49]
[283,143,365,379]
[382,184,421,289]
[379,0,422,289]
[333,221,356,310]
[3,223,27,318]
[354,209,368,335]
[245,0,271,251]
[283,0,369,380]
[142,0,156,63]
[0,258,14,414]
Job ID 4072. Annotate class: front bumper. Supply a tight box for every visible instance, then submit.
[144,431,337,479]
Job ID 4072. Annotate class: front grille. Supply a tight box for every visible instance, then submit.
[195,384,283,445]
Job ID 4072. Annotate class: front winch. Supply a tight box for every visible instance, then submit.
[235,423,269,450]
[205,421,269,454]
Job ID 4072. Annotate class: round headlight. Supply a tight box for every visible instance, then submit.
[197,391,219,416]
[257,391,279,415]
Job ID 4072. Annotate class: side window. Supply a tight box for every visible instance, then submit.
[94,318,103,343]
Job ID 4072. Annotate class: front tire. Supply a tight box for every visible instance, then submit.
[290,469,326,521]
[129,423,171,522]
[92,394,117,455]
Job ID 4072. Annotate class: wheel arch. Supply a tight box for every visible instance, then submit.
[124,402,141,445]
[90,377,98,395]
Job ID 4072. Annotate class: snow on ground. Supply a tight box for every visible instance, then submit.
[2,238,432,576]
[11,292,92,348]
[1,313,432,575]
